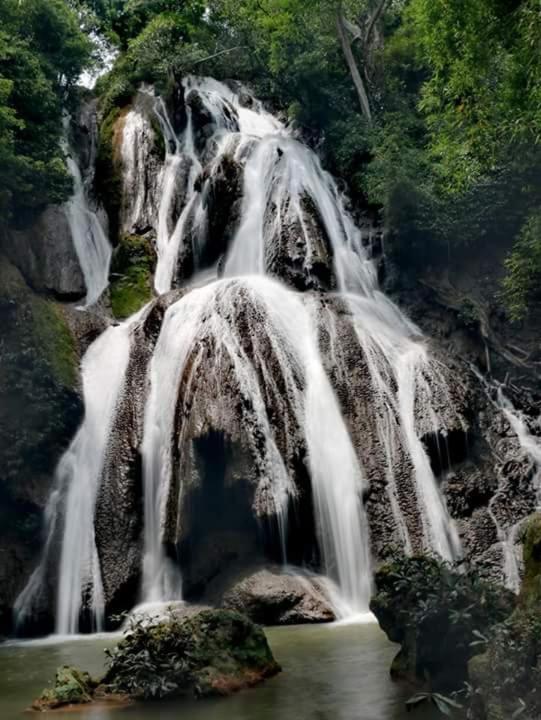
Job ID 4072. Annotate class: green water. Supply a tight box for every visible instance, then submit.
[0,622,438,720]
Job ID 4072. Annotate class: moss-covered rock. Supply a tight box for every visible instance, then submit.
[370,556,515,691]
[104,609,280,699]
[109,233,156,319]
[0,255,83,633]
[94,106,125,243]
[31,610,280,710]
[32,666,96,710]
[521,513,541,607]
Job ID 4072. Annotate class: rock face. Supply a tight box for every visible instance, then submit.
[0,256,83,635]
[104,609,280,699]
[210,566,335,625]
[2,207,85,299]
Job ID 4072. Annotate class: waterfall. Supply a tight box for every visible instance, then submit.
[495,386,541,591]
[472,369,541,591]
[63,116,112,307]
[15,319,135,633]
[17,76,463,633]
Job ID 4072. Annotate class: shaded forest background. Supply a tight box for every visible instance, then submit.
[1,0,540,320]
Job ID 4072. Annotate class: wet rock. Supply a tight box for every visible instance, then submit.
[32,666,96,711]
[1,207,85,299]
[267,194,337,292]
[109,232,157,319]
[215,566,335,625]
[0,256,83,635]
[103,609,280,700]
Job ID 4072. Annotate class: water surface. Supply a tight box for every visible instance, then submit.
[0,622,438,720]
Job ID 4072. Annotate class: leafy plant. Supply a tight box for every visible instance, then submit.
[406,690,462,716]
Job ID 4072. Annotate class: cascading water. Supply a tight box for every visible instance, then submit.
[62,117,112,307]
[17,76,463,633]
[16,319,135,633]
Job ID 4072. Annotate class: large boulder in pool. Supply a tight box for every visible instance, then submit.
[213,566,336,625]
[104,609,280,699]
[31,610,280,710]
[32,666,97,710]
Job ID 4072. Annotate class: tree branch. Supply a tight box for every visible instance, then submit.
[365,0,390,45]
[192,45,248,66]
[336,9,372,123]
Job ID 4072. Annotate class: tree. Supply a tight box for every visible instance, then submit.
[336,0,390,123]
[0,0,91,222]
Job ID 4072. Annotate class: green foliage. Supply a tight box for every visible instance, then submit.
[406,690,462,716]
[0,0,92,221]
[95,2,212,114]
[502,212,541,322]
[33,666,96,710]
[469,611,541,720]
[370,556,515,691]
[103,608,279,700]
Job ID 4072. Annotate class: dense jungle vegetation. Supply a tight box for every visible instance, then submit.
[1,0,540,317]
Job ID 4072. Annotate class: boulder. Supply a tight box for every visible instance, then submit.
[217,566,335,625]
[32,666,96,711]
[0,255,83,635]
[2,207,85,298]
[32,610,280,709]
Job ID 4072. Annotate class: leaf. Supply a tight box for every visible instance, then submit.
[406,693,429,709]
[512,699,527,719]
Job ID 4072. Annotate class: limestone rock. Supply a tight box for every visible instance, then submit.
[2,207,85,298]
[103,609,280,700]
[216,566,335,625]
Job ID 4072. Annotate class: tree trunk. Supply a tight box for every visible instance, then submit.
[336,10,372,124]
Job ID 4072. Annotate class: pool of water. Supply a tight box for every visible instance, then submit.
[0,621,438,720]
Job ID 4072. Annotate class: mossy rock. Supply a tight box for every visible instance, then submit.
[521,512,541,607]
[109,234,156,319]
[104,609,281,700]
[370,556,515,692]
[32,666,96,710]
[95,106,125,242]
[0,256,82,535]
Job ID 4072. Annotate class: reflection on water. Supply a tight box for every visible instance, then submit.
[0,622,438,720]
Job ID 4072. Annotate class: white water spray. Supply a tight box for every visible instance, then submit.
[17,77,464,632]
[63,117,111,307]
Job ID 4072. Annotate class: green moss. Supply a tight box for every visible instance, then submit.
[103,609,280,700]
[521,513,541,607]
[95,106,124,243]
[33,666,95,710]
[0,256,83,520]
[31,300,78,389]
[110,234,156,319]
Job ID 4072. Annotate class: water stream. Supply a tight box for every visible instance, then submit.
[16,77,462,633]
[63,117,112,307]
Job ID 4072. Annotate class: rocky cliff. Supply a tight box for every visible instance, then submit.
[3,77,541,637]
